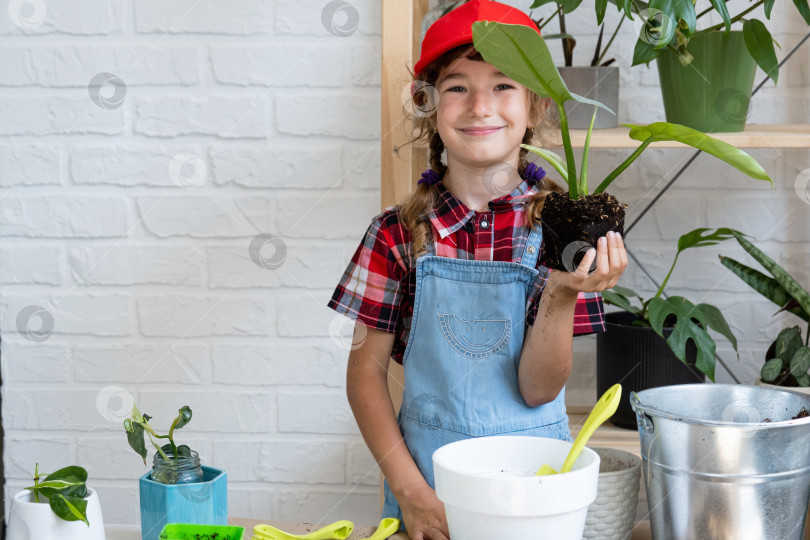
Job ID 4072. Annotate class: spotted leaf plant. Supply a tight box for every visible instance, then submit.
[26,464,91,526]
[124,404,193,465]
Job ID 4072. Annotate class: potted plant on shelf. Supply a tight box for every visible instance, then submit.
[623,0,810,132]
[719,231,810,394]
[530,0,627,129]
[125,403,228,540]
[6,464,106,540]
[597,228,742,427]
[469,20,772,273]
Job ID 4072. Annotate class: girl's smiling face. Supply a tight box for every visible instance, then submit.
[433,57,530,173]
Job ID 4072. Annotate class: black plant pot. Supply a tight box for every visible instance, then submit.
[596,311,705,429]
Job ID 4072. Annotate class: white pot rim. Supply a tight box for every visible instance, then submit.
[14,486,97,504]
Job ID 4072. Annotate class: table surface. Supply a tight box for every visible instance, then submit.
[104,519,654,539]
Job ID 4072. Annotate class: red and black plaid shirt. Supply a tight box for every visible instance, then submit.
[328,178,605,364]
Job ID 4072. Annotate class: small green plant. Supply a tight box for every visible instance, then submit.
[602,228,742,381]
[26,464,90,526]
[719,231,810,386]
[470,21,772,200]
[124,404,193,465]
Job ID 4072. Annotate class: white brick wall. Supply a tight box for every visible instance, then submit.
[0,0,808,529]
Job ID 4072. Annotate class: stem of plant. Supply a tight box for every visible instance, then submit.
[593,137,653,194]
[654,252,680,300]
[594,16,625,66]
[701,0,765,34]
[536,3,564,32]
[34,463,40,503]
[557,103,578,196]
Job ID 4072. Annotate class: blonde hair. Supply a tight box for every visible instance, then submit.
[399,44,564,260]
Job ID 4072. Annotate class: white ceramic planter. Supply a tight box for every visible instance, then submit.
[6,487,106,540]
[754,377,810,396]
[433,436,599,540]
[583,447,642,540]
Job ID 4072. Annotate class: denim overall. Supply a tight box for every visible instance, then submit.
[382,225,572,524]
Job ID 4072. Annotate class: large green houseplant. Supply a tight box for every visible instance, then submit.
[719,231,810,390]
[621,0,810,131]
[470,21,772,271]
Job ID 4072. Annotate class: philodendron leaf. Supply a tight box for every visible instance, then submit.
[602,288,642,315]
[126,421,147,465]
[761,357,783,382]
[709,0,731,32]
[631,37,664,65]
[521,144,569,182]
[764,0,775,18]
[743,19,778,84]
[789,346,810,378]
[50,494,89,526]
[44,466,88,499]
[648,296,737,381]
[470,21,614,115]
[45,466,87,483]
[676,227,741,253]
[794,0,810,25]
[175,406,192,430]
[625,122,772,183]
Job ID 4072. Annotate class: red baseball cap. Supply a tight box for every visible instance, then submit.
[414,0,541,76]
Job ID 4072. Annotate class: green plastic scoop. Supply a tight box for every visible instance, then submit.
[252,520,353,540]
[536,383,622,476]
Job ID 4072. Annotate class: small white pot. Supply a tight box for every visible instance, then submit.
[754,377,810,396]
[433,436,599,540]
[583,447,642,540]
[6,487,106,540]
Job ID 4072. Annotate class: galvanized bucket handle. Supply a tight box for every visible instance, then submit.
[630,391,655,434]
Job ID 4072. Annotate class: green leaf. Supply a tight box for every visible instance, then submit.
[602,289,642,315]
[709,0,731,32]
[559,0,585,13]
[126,421,147,465]
[612,285,642,298]
[647,296,734,381]
[661,0,696,36]
[719,256,810,322]
[50,494,89,526]
[764,0,775,18]
[743,19,778,85]
[761,357,783,382]
[26,479,84,491]
[521,145,569,182]
[176,444,192,458]
[44,466,87,484]
[732,232,810,319]
[796,373,810,387]
[794,0,810,24]
[789,346,810,378]
[632,37,665,66]
[776,326,803,360]
[676,227,740,253]
[175,406,192,430]
[625,123,772,183]
[596,0,608,24]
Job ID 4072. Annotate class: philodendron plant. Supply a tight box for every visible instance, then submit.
[124,403,193,465]
[602,228,741,382]
[470,21,772,271]
[719,231,810,386]
[26,463,91,526]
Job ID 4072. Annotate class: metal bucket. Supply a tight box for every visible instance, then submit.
[631,384,810,540]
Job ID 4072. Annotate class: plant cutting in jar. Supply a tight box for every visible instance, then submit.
[602,227,741,381]
[719,231,810,387]
[470,21,772,271]
[25,464,92,526]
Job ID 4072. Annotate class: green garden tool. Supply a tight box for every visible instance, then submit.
[536,383,622,475]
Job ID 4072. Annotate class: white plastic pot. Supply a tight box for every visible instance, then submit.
[6,487,106,540]
[754,377,810,396]
[433,436,599,540]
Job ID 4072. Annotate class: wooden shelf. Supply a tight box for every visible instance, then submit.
[568,124,810,149]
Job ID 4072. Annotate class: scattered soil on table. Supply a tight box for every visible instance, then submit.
[539,191,626,271]
[793,408,809,420]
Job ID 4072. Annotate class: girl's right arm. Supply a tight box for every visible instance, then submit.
[346,324,449,540]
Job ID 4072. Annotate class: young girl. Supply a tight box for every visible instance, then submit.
[328,1,627,538]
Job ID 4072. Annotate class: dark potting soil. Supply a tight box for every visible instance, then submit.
[793,408,809,420]
[540,191,627,271]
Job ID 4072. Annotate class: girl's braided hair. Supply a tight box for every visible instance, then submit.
[398,44,564,260]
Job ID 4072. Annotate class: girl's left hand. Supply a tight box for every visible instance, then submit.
[548,231,628,294]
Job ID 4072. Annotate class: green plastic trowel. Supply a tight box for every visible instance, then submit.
[536,383,622,476]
